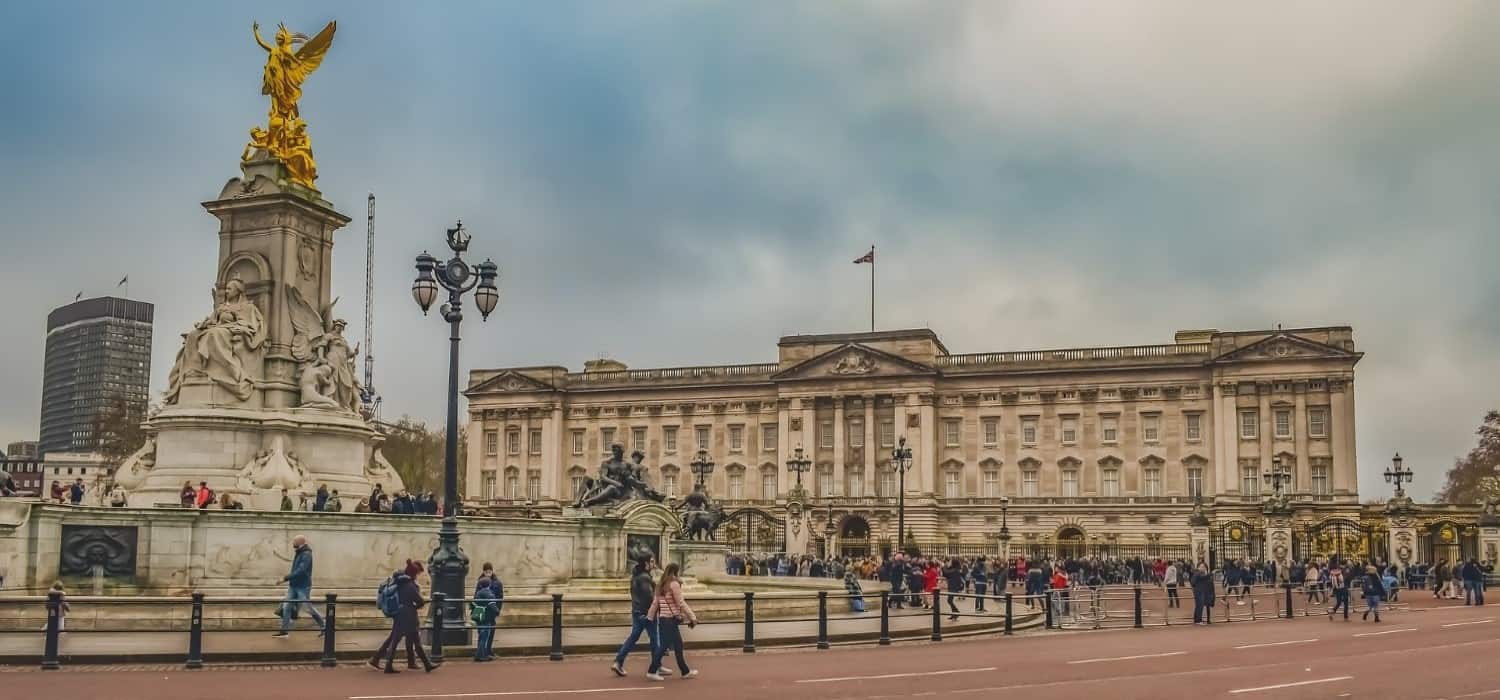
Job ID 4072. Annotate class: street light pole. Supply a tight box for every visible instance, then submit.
[412,221,500,645]
[892,436,913,555]
[998,496,1011,560]
[1383,452,1413,498]
[691,449,715,491]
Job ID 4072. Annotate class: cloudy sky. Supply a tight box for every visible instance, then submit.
[1,2,1497,499]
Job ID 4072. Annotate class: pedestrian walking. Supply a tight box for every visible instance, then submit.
[1463,558,1486,606]
[971,556,988,612]
[69,478,85,505]
[611,556,667,678]
[1191,563,1215,625]
[1164,561,1180,608]
[1327,566,1350,619]
[372,560,436,673]
[645,562,698,681]
[1362,565,1384,622]
[471,576,501,662]
[272,535,324,638]
[943,558,965,621]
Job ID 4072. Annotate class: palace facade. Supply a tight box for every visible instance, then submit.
[464,327,1490,564]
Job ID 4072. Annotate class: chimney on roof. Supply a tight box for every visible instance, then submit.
[1174,329,1217,344]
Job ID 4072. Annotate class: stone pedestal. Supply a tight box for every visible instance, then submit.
[673,541,730,577]
[1264,512,1293,569]
[1480,521,1500,565]
[783,499,811,556]
[1190,525,1210,566]
[1386,506,1420,571]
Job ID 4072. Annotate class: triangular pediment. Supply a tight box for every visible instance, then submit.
[466,370,557,395]
[772,343,937,381]
[1212,333,1360,364]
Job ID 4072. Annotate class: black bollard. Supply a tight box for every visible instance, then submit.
[878,591,891,646]
[816,591,829,650]
[1133,586,1143,629]
[1003,593,1013,636]
[742,592,756,653]
[42,590,61,670]
[930,593,942,641]
[1044,590,1054,629]
[321,593,338,667]
[1284,582,1294,619]
[430,592,446,664]
[549,594,564,661]
[186,592,204,669]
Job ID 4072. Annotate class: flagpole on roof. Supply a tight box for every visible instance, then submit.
[869,245,875,332]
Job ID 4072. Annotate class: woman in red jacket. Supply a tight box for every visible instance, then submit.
[923,561,941,608]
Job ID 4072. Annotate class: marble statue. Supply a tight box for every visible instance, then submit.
[164,279,266,403]
[248,21,335,188]
[235,435,304,493]
[286,284,362,413]
[366,446,406,495]
[112,438,157,491]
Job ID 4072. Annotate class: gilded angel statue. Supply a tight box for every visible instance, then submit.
[248,21,336,188]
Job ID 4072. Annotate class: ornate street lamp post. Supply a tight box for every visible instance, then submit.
[997,496,1011,560]
[690,449,715,491]
[411,221,500,644]
[1265,457,1293,498]
[892,436,914,555]
[787,446,811,499]
[1384,452,1413,498]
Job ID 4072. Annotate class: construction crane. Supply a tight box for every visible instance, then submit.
[360,192,382,418]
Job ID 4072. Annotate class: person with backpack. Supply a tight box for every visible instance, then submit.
[611,555,665,678]
[970,557,988,613]
[272,535,324,638]
[370,560,435,673]
[471,576,501,662]
[195,481,214,509]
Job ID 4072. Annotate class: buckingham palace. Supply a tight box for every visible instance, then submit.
[464,326,1493,565]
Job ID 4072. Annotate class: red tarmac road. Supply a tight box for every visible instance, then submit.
[5,599,1495,700]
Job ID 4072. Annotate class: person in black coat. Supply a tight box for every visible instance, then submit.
[372,560,435,673]
[943,558,967,620]
[885,556,908,609]
[1191,563,1216,625]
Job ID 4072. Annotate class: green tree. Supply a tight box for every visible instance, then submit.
[1437,410,1500,504]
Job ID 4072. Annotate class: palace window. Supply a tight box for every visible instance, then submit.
[1101,416,1119,443]
[817,468,833,497]
[728,471,744,500]
[571,430,585,456]
[1311,464,1330,495]
[982,418,998,447]
[527,473,541,501]
[485,430,498,456]
[1060,390,1078,400]
[696,425,712,449]
[820,421,834,449]
[632,427,647,454]
[571,473,586,500]
[1187,465,1204,498]
[1241,463,1261,500]
[729,424,744,451]
[1061,468,1079,497]
[1184,385,1201,398]
[507,430,521,456]
[761,469,777,500]
[483,471,496,500]
[1061,416,1078,445]
[1022,468,1039,497]
[530,429,543,455]
[1101,467,1120,497]
[880,420,895,447]
[505,470,520,500]
[1142,387,1160,398]
[1143,466,1163,497]
[601,427,616,451]
[662,471,679,498]
[1240,410,1258,440]
[1185,413,1202,442]
[1308,409,1328,438]
[1274,410,1292,439]
[848,469,864,498]
[1142,414,1160,443]
[1021,417,1038,446]
[879,469,897,498]
[982,470,1000,498]
[849,419,864,448]
[944,419,961,447]
[944,471,961,498]
[762,425,778,452]
[663,426,678,452]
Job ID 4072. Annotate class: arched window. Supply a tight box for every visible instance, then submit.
[526,470,541,502]
[504,467,520,500]
[661,464,680,497]
[760,464,778,501]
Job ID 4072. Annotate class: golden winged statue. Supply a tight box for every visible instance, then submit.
[246,21,336,189]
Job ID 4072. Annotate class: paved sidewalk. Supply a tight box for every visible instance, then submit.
[0,605,1034,665]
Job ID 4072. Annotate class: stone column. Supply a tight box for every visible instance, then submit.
[1264,511,1293,567]
[1293,383,1309,493]
[1214,383,1235,497]
[520,410,534,500]
[1480,521,1500,567]
[1330,380,1353,495]
[777,399,792,498]
[1257,383,1273,488]
[544,404,563,501]
[801,397,817,494]
[833,396,846,496]
[465,410,486,500]
[1386,510,1419,572]
[864,395,877,477]
[918,393,936,496]
[784,501,811,556]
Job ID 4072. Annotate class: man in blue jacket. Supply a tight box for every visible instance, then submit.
[273,535,324,638]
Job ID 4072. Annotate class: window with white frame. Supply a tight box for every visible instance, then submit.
[527,473,541,501]
[1143,466,1163,497]
[1187,466,1204,498]
[728,470,744,499]
[879,469,896,497]
[848,469,864,498]
[571,430,585,455]
[849,419,864,447]
[1022,467,1039,497]
[483,471,496,500]
[1101,415,1119,443]
[1241,462,1261,499]
[729,424,744,451]
[1185,413,1202,442]
[819,421,834,449]
[1311,464,1330,495]
[663,426,678,452]
[662,471,679,497]
[761,470,777,500]
[696,425,711,449]
[944,419,961,447]
[485,430,498,456]
[944,470,961,498]
[1308,408,1328,438]
[1274,409,1292,439]
[1061,416,1079,444]
[507,430,521,455]
[1240,410,1258,439]
[982,470,1000,497]
[632,427,647,454]
[1142,387,1160,398]
[1142,414,1160,443]
[1021,417,1038,446]
[571,473,586,500]
[762,425,777,452]
[601,427,616,451]
[880,420,895,447]
[505,470,519,499]
[529,429,543,455]
[817,468,833,497]
[1101,467,1120,497]
[982,418,999,447]
[1061,467,1079,497]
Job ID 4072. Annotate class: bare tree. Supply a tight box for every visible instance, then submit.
[1437,410,1500,503]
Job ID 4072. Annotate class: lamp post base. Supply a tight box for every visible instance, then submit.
[428,516,471,646]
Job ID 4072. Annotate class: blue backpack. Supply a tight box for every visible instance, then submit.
[377,575,402,617]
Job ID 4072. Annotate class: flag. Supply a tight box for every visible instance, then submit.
[117,275,128,287]
[853,247,875,264]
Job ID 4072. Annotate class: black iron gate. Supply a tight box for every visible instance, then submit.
[1211,521,1263,566]
[721,507,786,554]
[1418,521,1478,565]
[1305,518,1384,563]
